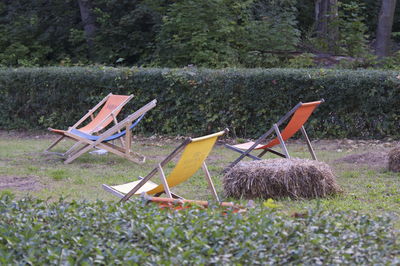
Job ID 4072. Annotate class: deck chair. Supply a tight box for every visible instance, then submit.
[61,99,157,164]
[103,129,229,203]
[224,100,324,172]
[45,93,133,154]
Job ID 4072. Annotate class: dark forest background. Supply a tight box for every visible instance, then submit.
[1,0,399,69]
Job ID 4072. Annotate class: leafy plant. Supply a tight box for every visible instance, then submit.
[0,196,398,264]
[155,0,300,68]
[0,67,400,139]
[303,1,370,58]
[286,53,316,68]
[334,1,370,57]
[155,0,253,68]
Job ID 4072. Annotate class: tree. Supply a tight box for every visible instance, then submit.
[0,0,81,66]
[77,0,97,58]
[375,0,397,57]
[92,0,160,65]
[155,0,300,68]
[314,0,338,51]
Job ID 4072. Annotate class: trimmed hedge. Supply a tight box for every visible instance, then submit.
[0,196,399,264]
[0,67,399,138]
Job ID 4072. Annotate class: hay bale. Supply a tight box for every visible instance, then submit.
[388,147,400,172]
[223,159,341,200]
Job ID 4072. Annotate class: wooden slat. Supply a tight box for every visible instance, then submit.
[158,164,173,199]
[120,138,191,202]
[71,93,112,129]
[301,126,317,160]
[202,162,220,202]
[125,123,132,155]
[91,94,133,133]
[45,135,65,152]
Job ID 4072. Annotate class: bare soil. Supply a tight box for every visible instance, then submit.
[0,176,42,191]
[334,151,388,168]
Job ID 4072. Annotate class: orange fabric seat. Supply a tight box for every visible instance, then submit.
[78,94,132,133]
[45,93,133,154]
[224,100,323,172]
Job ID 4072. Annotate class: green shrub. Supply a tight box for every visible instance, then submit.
[0,196,398,264]
[0,67,399,139]
[155,0,300,68]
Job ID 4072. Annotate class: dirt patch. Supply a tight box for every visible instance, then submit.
[0,176,42,191]
[335,151,388,168]
[0,130,53,140]
[313,139,399,151]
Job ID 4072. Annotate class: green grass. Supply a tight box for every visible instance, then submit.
[0,133,399,226]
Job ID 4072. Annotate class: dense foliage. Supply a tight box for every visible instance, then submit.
[1,67,399,139]
[0,0,399,68]
[155,0,300,68]
[0,196,398,264]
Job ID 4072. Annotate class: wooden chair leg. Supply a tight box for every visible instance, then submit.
[257,149,269,158]
[257,148,286,158]
[64,141,85,157]
[112,114,125,148]
[301,126,317,160]
[224,126,275,172]
[125,124,132,156]
[64,143,91,164]
[202,162,220,202]
[45,135,64,152]
[158,164,173,199]
[273,124,290,159]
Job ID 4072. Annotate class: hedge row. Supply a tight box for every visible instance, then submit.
[0,67,399,138]
[0,196,398,264]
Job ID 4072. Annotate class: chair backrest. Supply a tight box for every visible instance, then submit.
[78,94,132,133]
[145,130,226,195]
[260,100,322,149]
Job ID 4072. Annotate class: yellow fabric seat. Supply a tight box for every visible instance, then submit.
[103,129,229,202]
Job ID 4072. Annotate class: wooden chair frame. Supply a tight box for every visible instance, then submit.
[61,99,157,164]
[224,100,324,172]
[46,93,133,155]
[103,129,229,203]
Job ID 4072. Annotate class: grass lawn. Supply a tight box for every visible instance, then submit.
[1,131,399,226]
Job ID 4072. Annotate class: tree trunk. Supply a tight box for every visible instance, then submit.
[77,0,97,58]
[315,0,338,51]
[375,0,397,57]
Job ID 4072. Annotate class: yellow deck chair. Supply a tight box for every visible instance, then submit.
[103,129,229,202]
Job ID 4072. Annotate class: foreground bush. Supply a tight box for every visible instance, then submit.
[0,67,399,138]
[0,196,398,264]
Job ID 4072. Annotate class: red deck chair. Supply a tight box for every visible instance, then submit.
[224,100,324,172]
[45,93,133,154]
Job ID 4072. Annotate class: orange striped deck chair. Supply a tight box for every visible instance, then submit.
[45,93,133,154]
[103,129,229,203]
[62,100,157,164]
[224,100,324,172]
